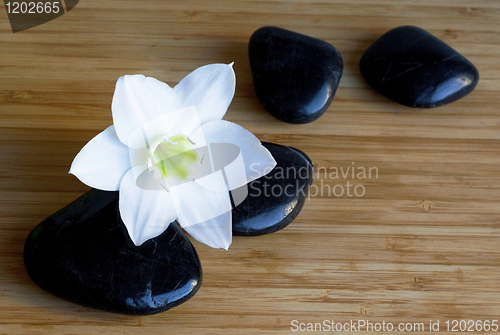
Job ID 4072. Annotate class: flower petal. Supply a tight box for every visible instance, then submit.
[182,211,232,250]
[127,105,205,150]
[171,171,232,249]
[112,75,181,145]
[173,63,236,125]
[190,120,277,190]
[119,169,177,246]
[69,126,131,191]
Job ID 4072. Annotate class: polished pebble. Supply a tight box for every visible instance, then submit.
[249,26,343,123]
[232,142,313,235]
[24,189,202,315]
[360,25,479,108]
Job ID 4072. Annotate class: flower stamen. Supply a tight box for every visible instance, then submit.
[163,138,178,144]
[160,183,170,192]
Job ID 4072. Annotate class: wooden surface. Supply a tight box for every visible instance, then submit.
[1,0,500,334]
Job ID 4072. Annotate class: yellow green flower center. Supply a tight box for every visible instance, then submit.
[151,135,198,180]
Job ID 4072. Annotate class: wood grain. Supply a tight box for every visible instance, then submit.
[1,0,500,334]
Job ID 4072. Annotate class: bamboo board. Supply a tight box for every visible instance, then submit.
[1,0,500,334]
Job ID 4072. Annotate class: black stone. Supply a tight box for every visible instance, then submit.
[360,26,479,108]
[232,142,313,236]
[24,189,202,315]
[249,26,343,124]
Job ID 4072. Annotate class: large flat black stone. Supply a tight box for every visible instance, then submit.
[24,189,202,315]
[360,26,479,108]
[249,26,343,123]
[232,142,313,235]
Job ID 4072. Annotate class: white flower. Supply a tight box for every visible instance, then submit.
[69,63,276,250]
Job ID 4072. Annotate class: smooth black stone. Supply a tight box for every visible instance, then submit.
[232,142,313,236]
[249,26,343,124]
[360,26,479,108]
[24,189,202,315]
